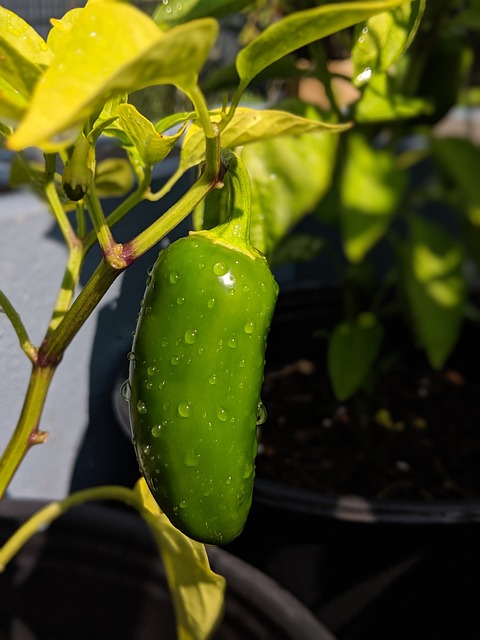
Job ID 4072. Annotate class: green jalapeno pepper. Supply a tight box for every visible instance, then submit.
[129,152,278,544]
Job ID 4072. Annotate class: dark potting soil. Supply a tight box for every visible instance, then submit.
[256,306,480,502]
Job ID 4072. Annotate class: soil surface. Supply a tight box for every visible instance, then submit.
[256,289,480,502]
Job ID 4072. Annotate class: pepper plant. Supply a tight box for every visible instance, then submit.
[270,0,479,404]
[0,0,423,637]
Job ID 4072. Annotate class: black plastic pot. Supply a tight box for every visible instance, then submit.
[223,286,480,638]
[0,498,335,640]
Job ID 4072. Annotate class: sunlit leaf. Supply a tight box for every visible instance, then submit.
[352,0,425,85]
[243,131,338,257]
[355,72,432,122]
[180,106,347,174]
[403,214,466,369]
[235,0,412,90]
[135,479,226,640]
[0,7,53,125]
[47,9,83,54]
[0,7,53,95]
[154,0,253,27]
[339,132,405,262]
[328,312,384,400]
[116,104,187,167]
[8,3,218,151]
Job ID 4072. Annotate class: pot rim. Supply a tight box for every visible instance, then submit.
[254,478,480,524]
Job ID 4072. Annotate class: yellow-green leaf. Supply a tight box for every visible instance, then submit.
[94,157,135,197]
[352,0,425,85]
[0,7,53,125]
[0,77,30,126]
[242,108,339,256]
[8,3,218,152]
[180,106,348,173]
[355,72,432,122]
[135,479,226,640]
[0,7,53,95]
[235,0,413,90]
[47,9,84,55]
[116,104,187,167]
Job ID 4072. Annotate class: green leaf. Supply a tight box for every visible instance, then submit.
[9,154,47,201]
[155,111,194,134]
[94,157,135,197]
[328,312,384,400]
[355,72,432,122]
[403,215,466,369]
[243,131,338,257]
[0,121,12,139]
[433,137,480,223]
[270,234,325,267]
[352,0,425,85]
[8,3,218,152]
[0,77,30,127]
[116,104,187,167]
[235,0,413,90]
[453,8,480,31]
[87,96,128,144]
[135,479,226,640]
[154,0,253,27]
[433,138,480,265]
[180,106,347,174]
[339,132,405,262]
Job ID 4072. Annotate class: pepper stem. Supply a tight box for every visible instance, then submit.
[194,150,257,258]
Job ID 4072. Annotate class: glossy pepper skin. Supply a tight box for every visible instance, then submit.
[129,156,278,544]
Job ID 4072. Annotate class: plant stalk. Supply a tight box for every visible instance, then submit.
[0,365,55,499]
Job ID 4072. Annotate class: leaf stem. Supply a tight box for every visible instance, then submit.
[44,178,77,250]
[83,167,152,252]
[0,290,37,363]
[186,84,219,182]
[85,183,117,255]
[147,166,183,202]
[220,80,247,133]
[0,485,141,571]
[127,168,219,260]
[45,243,84,335]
